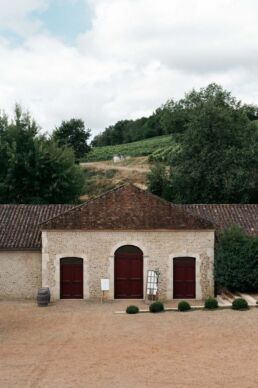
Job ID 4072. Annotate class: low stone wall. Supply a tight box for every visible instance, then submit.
[0,251,41,299]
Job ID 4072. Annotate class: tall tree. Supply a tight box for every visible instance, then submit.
[148,84,258,203]
[53,118,91,160]
[0,106,85,204]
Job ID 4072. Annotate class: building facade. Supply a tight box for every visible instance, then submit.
[0,185,257,301]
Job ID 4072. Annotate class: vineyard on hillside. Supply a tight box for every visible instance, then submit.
[83,135,177,162]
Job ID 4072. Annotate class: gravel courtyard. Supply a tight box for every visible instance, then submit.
[1,300,258,388]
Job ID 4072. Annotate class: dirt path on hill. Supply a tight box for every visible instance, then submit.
[80,161,150,173]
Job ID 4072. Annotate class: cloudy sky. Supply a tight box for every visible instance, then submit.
[0,0,258,136]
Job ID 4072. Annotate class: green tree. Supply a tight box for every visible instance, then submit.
[0,106,85,204]
[147,163,170,198]
[242,104,258,121]
[91,109,165,147]
[215,226,258,292]
[53,118,91,160]
[160,99,189,135]
[150,84,258,203]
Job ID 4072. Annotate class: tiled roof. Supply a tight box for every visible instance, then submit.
[0,185,257,250]
[41,184,214,231]
[180,204,258,236]
[0,204,74,250]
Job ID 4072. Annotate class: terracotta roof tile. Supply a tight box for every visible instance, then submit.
[180,204,258,236]
[0,204,74,250]
[41,184,214,231]
[0,185,257,250]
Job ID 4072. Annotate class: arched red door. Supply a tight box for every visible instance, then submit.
[60,257,83,299]
[173,257,196,298]
[115,245,143,299]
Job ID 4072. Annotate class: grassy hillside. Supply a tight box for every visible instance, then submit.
[80,156,149,200]
[84,135,174,162]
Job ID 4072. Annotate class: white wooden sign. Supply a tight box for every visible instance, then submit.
[101,278,110,291]
[147,270,158,295]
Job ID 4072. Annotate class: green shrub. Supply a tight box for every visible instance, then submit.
[147,163,170,198]
[178,301,191,312]
[149,301,164,313]
[126,305,139,314]
[215,226,258,292]
[204,297,218,310]
[232,298,249,310]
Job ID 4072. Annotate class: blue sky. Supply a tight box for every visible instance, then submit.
[0,29,23,46]
[35,0,92,44]
[0,0,93,46]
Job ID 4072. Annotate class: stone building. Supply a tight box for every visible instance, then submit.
[0,184,257,301]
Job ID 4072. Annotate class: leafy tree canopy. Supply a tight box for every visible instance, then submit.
[92,109,164,147]
[0,105,85,204]
[148,83,258,203]
[215,226,258,292]
[161,84,258,136]
[146,163,170,199]
[92,83,258,150]
[52,118,91,160]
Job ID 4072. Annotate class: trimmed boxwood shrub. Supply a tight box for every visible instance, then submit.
[232,298,249,310]
[204,297,218,310]
[126,305,139,314]
[178,301,191,312]
[149,301,164,313]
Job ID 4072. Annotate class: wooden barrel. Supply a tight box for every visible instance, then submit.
[38,287,50,302]
[37,287,50,306]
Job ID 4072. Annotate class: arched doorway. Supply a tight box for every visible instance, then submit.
[173,257,196,298]
[60,257,83,299]
[115,245,143,299]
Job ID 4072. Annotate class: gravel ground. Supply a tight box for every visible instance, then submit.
[1,300,258,388]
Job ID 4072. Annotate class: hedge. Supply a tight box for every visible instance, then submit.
[215,226,258,292]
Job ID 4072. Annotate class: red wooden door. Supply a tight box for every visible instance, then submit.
[60,258,83,299]
[173,257,196,298]
[115,246,143,299]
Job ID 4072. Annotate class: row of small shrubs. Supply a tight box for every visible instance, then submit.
[126,297,250,314]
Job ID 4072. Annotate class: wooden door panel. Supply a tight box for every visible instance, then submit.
[131,258,143,277]
[60,260,83,299]
[130,279,143,298]
[173,258,195,299]
[115,280,130,298]
[115,248,143,299]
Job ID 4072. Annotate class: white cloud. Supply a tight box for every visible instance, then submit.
[0,0,47,36]
[0,0,258,136]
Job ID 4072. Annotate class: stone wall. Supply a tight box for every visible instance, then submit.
[0,251,41,299]
[42,230,215,301]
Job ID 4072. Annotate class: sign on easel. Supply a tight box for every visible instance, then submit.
[101,279,109,303]
[146,270,159,300]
